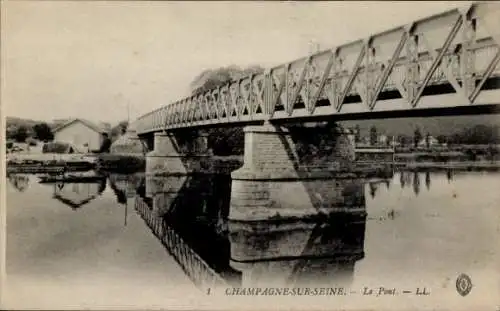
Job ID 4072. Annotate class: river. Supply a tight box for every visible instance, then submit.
[3,169,499,310]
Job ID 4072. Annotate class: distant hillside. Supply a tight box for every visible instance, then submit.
[340,115,500,138]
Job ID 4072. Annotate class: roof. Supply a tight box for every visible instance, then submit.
[53,194,98,210]
[52,118,109,134]
[52,179,107,209]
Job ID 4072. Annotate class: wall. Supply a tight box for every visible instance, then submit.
[54,121,102,151]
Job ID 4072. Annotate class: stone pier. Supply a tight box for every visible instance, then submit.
[228,213,367,287]
[145,130,214,218]
[145,131,212,176]
[229,122,359,222]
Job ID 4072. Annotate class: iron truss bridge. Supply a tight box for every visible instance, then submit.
[134,2,500,135]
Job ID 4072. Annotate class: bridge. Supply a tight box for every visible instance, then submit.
[133,2,500,134]
[131,2,500,224]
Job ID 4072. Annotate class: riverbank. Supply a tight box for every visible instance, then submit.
[7,152,500,175]
[397,160,500,171]
[4,177,199,309]
[5,152,145,174]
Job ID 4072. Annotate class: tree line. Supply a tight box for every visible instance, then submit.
[192,66,500,155]
[357,124,500,148]
[191,66,264,156]
[6,121,129,144]
[6,123,54,143]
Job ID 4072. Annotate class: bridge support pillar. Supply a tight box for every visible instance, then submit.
[228,214,366,287]
[229,123,358,222]
[230,124,299,179]
[145,131,211,176]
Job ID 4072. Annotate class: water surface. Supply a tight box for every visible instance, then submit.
[3,170,499,310]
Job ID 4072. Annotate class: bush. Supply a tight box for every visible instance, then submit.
[43,142,72,153]
[97,154,145,173]
[6,142,13,149]
[207,127,244,156]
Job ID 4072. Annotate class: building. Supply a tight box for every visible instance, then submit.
[418,135,440,147]
[52,179,107,210]
[52,118,110,151]
[378,134,389,145]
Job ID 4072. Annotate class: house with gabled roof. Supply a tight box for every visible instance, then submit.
[52,179,107,210]
[52,118,111,152]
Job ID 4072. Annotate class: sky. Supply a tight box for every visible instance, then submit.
[1,1,471,125]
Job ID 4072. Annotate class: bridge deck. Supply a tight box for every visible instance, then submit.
[134,2,500,134]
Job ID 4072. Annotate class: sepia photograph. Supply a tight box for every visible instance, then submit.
[1,1,499,310]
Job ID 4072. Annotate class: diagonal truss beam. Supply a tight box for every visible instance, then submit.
[309,51,334,115]
[336,44,366,112]
[287,58,311,116]
[410,15,463,107]
[134,3,500,134]
[369,30,408,110]
[469,50,500,103]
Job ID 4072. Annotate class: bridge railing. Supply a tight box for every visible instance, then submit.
[135,2,500,134]
[135,197,228,291]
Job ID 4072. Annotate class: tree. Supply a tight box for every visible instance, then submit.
[386,135,393,147]
[110,120,129,141]
[354,125,361,143]
[436,135,447,145]
[190,65,264,155]
[414,127,422,148]
[369,126,377,146]
[458,124,499,144]
[425,132,431,148]
[120,121,129,134]
[190,65,264,96]
[397,134,409,147]
[116,120,129,135]
[32,123,54,142]
[13,126,28,143]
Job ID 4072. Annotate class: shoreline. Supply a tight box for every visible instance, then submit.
[6,151,500,174]
[395,160,500,171]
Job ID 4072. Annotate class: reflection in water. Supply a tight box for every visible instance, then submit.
[425,171,431,190]
[9,171,109,210]
[51,178,107,210]
[138,173,368,288]
[142,174,235,278]
[369,182,378,198]
[413,172,420,196]
[107,173,145,226]
[385,179,391,190]
[6,167,498,302]
[397,170,456,193]
[110,180,127,204]
[7,174,30,192]
[228,214,366,287]
[366,179,394,199]
[108,173,145,205]
[400,171,406,188]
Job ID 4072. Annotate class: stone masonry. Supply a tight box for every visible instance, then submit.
[229,123,359,222]
[145,131,211,176]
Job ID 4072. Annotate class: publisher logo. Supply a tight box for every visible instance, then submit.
[456,273,472,297]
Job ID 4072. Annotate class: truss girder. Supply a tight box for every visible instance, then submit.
[134,3,500,134]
